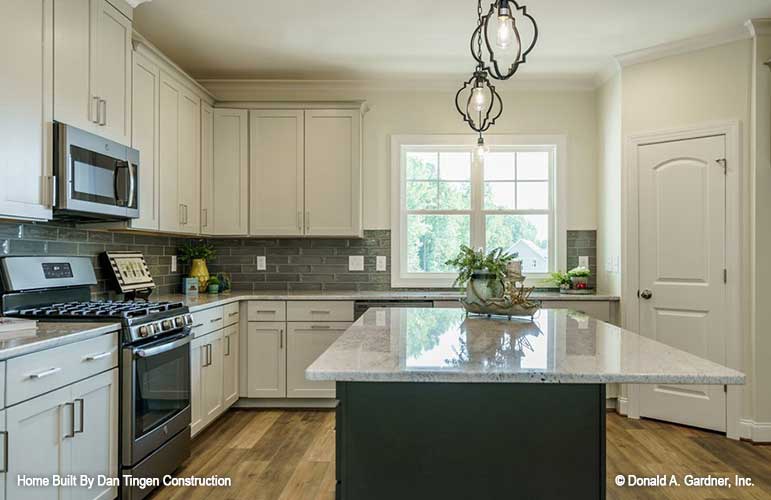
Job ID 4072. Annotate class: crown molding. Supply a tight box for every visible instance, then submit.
[746,19,771,37]
[594,60,621,87]
[615,24,751,68]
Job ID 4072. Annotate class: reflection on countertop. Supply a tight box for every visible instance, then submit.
[0,321,120,361]
[306,308,745,385]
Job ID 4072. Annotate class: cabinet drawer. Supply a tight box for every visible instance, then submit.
[192,306,224,338]
[7,332,118,406]
[224,302,240,326]
[247,301,286,322]
[287,301,353,322]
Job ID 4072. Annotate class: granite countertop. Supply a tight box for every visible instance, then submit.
[153,290,620,312]
[306,308,745,385]
[0,322,120,361]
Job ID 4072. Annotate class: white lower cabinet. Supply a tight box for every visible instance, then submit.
[190,335,205,435]
[0,409,5,500]
[5,367,117,500]
[286,322,350,398]
[223,324,240,408]
[245,322,286,398]
[190,328,227,437]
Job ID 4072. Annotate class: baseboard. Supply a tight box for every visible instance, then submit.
[234,398,338,409]
[739,418,771,443]
[618,396,629,416]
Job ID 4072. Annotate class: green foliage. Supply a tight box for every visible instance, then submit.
[178,240,216,264]
[207,276,220,287]
[445,245,518,288]
[543,271,570,287]
[568,266,591,277]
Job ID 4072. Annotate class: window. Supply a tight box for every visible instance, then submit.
[391,135,566,288]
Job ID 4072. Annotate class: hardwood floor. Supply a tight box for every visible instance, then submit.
[150,409,771,500]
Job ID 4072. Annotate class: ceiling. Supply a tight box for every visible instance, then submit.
[133,0,771,82]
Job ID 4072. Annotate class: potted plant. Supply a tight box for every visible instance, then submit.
[206,276,220,294]
[567,266,591,290]
[543,271,571,291]
[178,240,216,290]
[445,245,517,305]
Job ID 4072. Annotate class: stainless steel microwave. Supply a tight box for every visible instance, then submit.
[53,122,139,220]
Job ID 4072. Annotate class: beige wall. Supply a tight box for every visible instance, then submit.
[596,73,622,296]
[360,88,598,230]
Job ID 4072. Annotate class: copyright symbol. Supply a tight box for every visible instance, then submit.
[615,475,626,486]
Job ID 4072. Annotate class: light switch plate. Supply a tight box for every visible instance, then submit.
[171,255,177,273]
[578,255,589,268]
[256,256,267,271]
[376,256,387,272]
[349,255,364,271]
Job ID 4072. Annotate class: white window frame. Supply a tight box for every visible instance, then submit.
[390,134,567,288]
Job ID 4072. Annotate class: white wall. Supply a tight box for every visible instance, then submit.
[361,88,598,230]
[596,73,622,296]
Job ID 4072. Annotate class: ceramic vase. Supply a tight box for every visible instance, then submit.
[466,271,504,305]
[189,259,210,289]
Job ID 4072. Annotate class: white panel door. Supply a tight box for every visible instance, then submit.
[246,322,286,398]
[287,322,350,398]
[249,110,305,236]
[190,335,205,436]
[178,89,201,234]
[212,108,249,235]
[69,369,118,500]
[202,331,224,422]
[6,386,72,500]
[637,135,727,432]
[92,0,131,144]
[200,102,214,234]
[0,0,53,221]
[304,109,362,237]
[159,72,181,233]
[223,324,240,408]
[131,52,160,230]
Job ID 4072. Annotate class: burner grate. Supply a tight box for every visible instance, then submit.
[17,300,185,320]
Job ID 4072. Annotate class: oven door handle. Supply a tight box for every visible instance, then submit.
[134,335,191,358]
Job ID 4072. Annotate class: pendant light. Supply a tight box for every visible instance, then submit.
[470,0,538,80]
[454,68,503,135]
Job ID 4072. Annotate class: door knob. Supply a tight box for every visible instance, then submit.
[639,289,653,300]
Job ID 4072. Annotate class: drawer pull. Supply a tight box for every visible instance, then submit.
[210,317,223,323]
[84,351,112,362]
[255,310,276,313]
[63,402,76,438]
[29,367,61,379]
[310,310,331,314]
[225,335,231,356]
[310,325,332,329]
[193,323,204,328]
[228,312,239,317]
[74,398,85,434]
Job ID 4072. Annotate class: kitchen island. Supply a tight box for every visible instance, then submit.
[306,308,744,500]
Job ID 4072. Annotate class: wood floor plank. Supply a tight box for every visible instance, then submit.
[150,410,771,500]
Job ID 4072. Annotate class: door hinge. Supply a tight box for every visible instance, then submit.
[716,158,727,175]
[723,268,727,284]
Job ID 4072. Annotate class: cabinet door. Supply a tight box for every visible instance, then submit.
[0,0,53,221]
[6,385,72,500]
[222,324,240,408]
[211,108,249,235]
[202,331,224,423]
[69,369,118,500]
[0,409,5,500]
[53,0,97,133]
[246,322,286,398]
[178,89,201,234]
[304,109,361,237]
[249,110,304,236]
[130,51,160,230]
[200,102,214,235]
[287,322,350,398]
[190,335,206,436]
[159,72,181,233]
[92,0,131,144]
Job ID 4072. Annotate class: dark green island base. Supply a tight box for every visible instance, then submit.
[335,382,606,500]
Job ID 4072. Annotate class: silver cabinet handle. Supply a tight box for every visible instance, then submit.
[228,312,238,317]
[98,99,107,126]
[297,211,302,231]
[183,204,189,225]
[310,310,331,314]
[207,344,213,366]
[179,204,185,225]
[279,329,284,349]
[84,351,112,362]
[63,402,76,438]
[193,323,204,328]
[306,211,310,232]
[202,208,208,228]
[0,431,8,473]
[255,310,275,314]
[91,96,100,123]
[29,367,61,379]
[210,317,222,323]
[310,324,331,329]
[200,345,207,367]
[74,398,85,434]
[225,335,231,356]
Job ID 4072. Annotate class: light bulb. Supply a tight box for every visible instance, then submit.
[496,15,515,49]
[469,86,487,114]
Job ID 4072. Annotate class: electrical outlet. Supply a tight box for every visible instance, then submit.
[256,256,267,271]
[578,255,589,268]
[171,255,177,273]
[349,255,364,271]
[376,256,387,272]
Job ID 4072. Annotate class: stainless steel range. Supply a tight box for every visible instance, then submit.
[0,256,192,500]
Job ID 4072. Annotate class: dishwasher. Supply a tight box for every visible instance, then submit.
[353,300,434,320]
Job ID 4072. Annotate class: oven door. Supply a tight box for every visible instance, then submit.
[122,331,192,466]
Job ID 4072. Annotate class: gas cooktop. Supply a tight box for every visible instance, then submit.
[16,300,186,320]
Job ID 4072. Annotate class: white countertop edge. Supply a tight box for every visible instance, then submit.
[0,322,121,361]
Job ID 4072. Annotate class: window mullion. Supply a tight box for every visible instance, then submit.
[471,148,485,250]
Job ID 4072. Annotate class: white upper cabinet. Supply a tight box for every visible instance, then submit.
[54,0,132,145]
[249,110,305,236]
[131,51,160,230]
[0,0,53,221]
[178,88,201,234]
[159,72,182,233]
[304,109,362,237]
[200,103,214,234]
[208,108,249,235]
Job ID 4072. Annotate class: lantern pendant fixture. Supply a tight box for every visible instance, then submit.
[454,68,503,134]
[470,0,538,80]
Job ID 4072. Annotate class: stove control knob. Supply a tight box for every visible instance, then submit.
[184,315,193,326]
[161,320,172,331]
[138,326,150,338]
[174,317,184,328]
